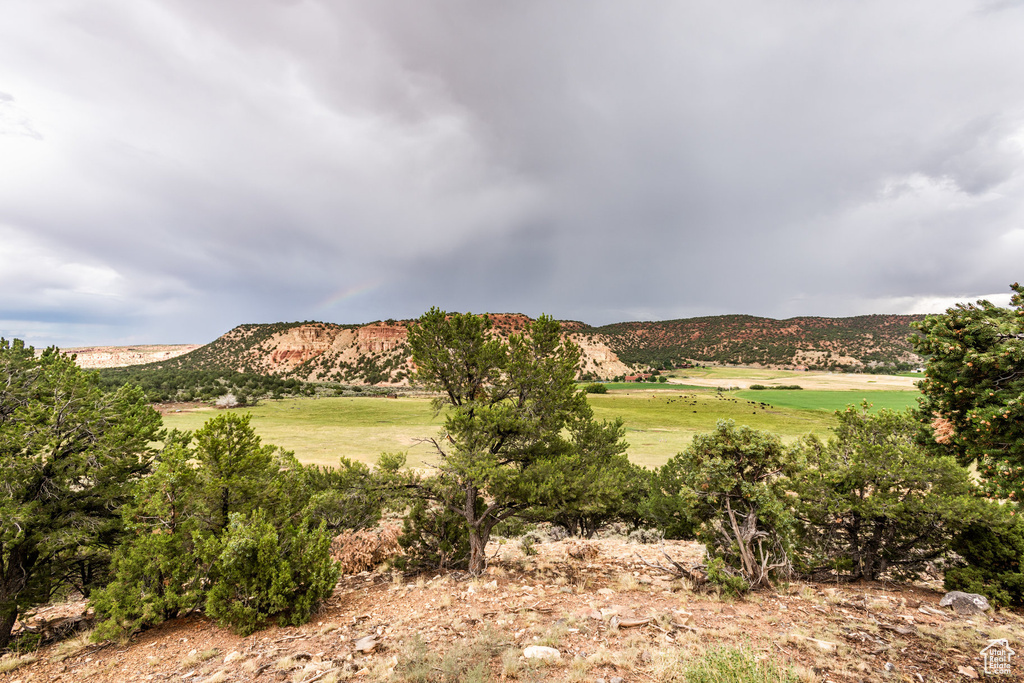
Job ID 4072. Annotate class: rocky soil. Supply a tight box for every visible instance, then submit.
[2,537,1020,683]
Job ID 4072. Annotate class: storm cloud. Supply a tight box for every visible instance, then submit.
[2,0,1023,346]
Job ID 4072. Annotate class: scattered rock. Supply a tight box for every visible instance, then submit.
[223,650,243,664]
[353,635,378,653]
[672,610,694,626]
[610,677,625,683]
[884,661,895,672]
[790,634,838,653]
[939,591,990,615]
[523,645,561,661]
[880,623,917,636]
[566,542,598,561]
[958,664,979,679]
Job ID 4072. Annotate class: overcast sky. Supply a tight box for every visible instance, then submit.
[2,1,1023,347]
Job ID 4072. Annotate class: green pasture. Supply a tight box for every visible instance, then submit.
[669,366,807,381]
[161,397,444,469]
[161,391,842,471]
[596,382,706,391]
[586,393,835,468]
[734,389,921,413]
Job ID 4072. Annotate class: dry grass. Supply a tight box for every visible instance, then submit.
[181,648,220,667]
[0,652,39,674]
[205,669,230,683]
[275,654,300,671]
[241,658,264,675]
[50,628,95,662]
[330,525,402,574]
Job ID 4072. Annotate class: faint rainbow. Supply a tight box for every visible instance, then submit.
[313,280,382,314]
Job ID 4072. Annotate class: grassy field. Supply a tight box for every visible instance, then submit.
[161,397,445,469]
[592,382,705,391]
[668,366,807,380]
[734,389,921,412]
[586,392,836,468]
[161,390,842,470]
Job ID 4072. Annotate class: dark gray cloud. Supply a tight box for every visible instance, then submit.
[1,0,1022,346]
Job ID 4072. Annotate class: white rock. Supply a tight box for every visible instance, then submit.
[939,591,990,615]
[523,645,561,661]
[354,635,378,653]
[223,651,243,664]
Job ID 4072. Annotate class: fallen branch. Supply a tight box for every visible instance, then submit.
[298,670,337,683]
[671,620,699,632]
[634,551,708,587]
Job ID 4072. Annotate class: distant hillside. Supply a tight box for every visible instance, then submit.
[55,344,200,369]
[101,313,926,387]
[589,314,925,372]
[133,320,406,384]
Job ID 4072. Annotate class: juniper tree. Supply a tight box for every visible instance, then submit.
[406,309,627,574]
[655,421,794,589]
[94,413,338,636]
[912,282,1024,499]
[789,405,984,581]
[0,339,161,649]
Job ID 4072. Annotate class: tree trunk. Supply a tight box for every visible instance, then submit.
[862,520,887,580]
[846,517,863,580]
[0,594,19,651]
[0,543,35,651]
[468,529,489,575]
[220,485,230,531]
[464,483,489,575]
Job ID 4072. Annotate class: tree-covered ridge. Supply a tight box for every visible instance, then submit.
[129,322,360,374]
[95,313,927,403]
[589,313,926,371]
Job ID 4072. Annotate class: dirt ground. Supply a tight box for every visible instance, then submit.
[2,537,1020,683]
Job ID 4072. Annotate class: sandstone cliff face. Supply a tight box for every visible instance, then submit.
[286,323,412,384]
[264,325,340,371]
[61,345,201,369]
[570,334,632,379]
[355,325,406,354]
